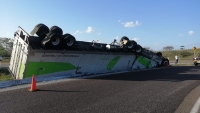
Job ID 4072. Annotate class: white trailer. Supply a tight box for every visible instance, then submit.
[9,26,138,79]
[9,24,168,80]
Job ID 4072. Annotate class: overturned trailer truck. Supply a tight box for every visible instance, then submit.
[9,24,169,80]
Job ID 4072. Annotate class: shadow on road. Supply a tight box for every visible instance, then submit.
[85,66,200,82]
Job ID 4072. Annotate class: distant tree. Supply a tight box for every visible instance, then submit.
[0,37,13,57]
[0,44,3,49]
[162,46,174,51]
[0,37,13,51]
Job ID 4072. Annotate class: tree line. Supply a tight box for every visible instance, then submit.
[0,37,13,57]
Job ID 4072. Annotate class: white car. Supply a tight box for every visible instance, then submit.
[0,56,2,61]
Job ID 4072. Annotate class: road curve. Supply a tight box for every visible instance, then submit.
[0,66,200,113]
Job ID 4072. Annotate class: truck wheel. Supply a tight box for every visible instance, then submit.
[120,36,129,43]
[36,24,49,39]
[194,62,198,66]
[156,52,162,57]
[135,44,143,53]
[63,33,76,49]
[161,59,169,66]
[50,26,63,35]
[126,40,137,49]
[42,32,63,50]
[126,41,134,49]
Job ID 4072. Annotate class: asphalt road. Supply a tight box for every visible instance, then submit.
[0,66,200,113]
[0,62,9,68]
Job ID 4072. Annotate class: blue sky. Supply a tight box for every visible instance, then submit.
[0,0,199,51]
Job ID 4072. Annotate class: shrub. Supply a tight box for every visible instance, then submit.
[180,51,193,58]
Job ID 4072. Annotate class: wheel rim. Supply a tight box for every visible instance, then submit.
[52,37,60,45]
[163,61,168,65]
[136,48,141,53]
[67,38,74,46]
[127,42,133,49]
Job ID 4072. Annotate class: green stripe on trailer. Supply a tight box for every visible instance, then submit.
[25,62,77,77]
[136,56,152,68]
[106,56,120,70]
[19,63,25,79]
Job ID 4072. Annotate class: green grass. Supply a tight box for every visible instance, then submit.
[0,68,13,81]
[161,49,200,60]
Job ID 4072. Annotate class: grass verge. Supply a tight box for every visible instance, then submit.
[170,63,194,66]
[0,68,13,81]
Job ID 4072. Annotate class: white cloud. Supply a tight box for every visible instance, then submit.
[124,21,140,27]
[86,27,94,33]
[74,30,84,34]
[98,33,101,35]
[118,20,121,22]
[188,31,194,35]
[74,26,95,34]
[132,38,139,42]
[135,21,140,26]
[124,22,134,27]
[115,36,119,39]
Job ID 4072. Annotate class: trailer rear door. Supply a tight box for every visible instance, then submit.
[9,28,29,79]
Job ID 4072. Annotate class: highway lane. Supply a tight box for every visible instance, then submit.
[0,62,9,68]
[0,66,200,113]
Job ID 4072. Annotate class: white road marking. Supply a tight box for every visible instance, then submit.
[190,97,200,113]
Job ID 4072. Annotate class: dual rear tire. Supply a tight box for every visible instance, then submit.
[120,36,142,53]
[63,33,76,49]
[42,32,76,50]
[35,24,49,39]
[33,24,76,50]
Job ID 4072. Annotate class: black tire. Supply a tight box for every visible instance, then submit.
[35,24,49,39]
[63,33,76,49]
[194,62,198,66]
[156,52,162,57]
[126,40,137,49]
[42,32,63,50]
[50,26,63,35]
[135,44,143,53]
[161,59,169,67]
[120,36,129,42]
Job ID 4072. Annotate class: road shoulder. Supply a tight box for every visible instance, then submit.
[175,84,200,113]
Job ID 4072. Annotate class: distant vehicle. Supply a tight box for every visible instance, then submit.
[0,56,2,61]
[193,54,200,66]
